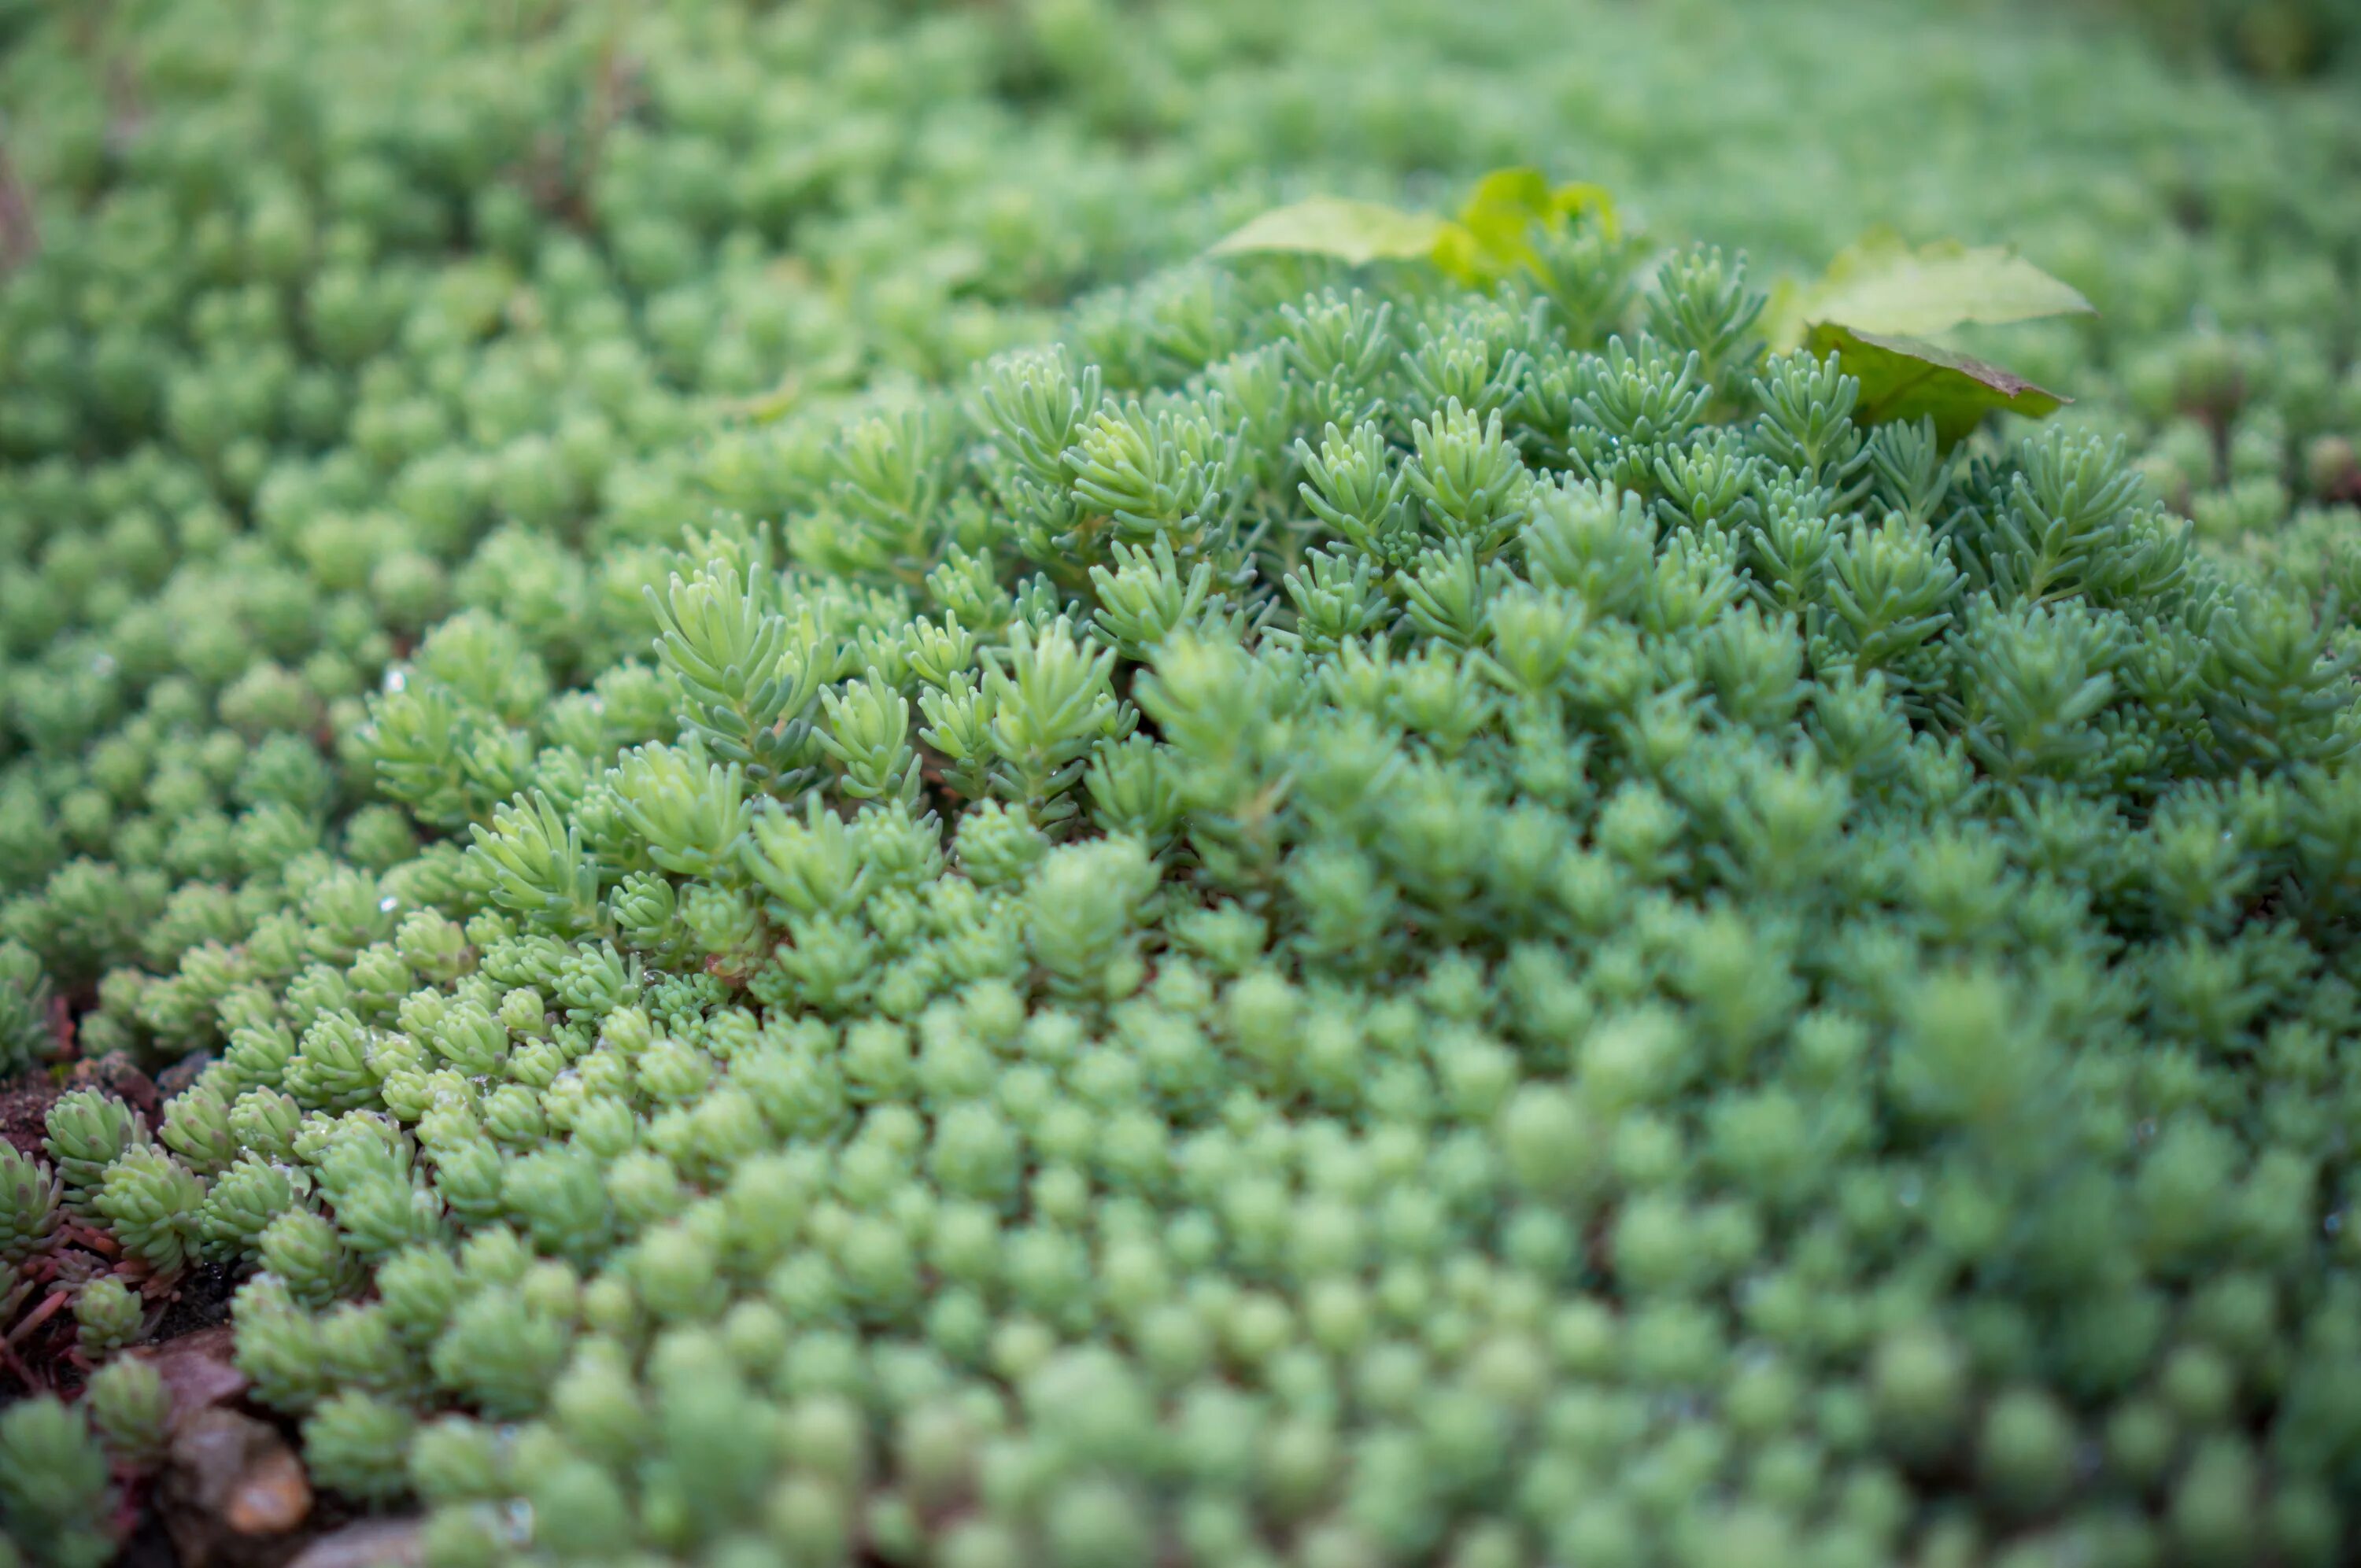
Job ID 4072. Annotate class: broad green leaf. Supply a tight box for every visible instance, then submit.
[1808,323,2071,447]
[1210,170,1616,287]
[1207,197,1452,267]
[1761,277,1809,353]
[1776,227,2093,348]
[1455,168,1557,255]
[1438,167,1620,285]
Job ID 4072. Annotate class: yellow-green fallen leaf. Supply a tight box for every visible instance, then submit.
[1209,169,1616,283]
[1206,197,1453,267]
[1437,167,1618,285]
[1775,227,2094,349]
[1808,323,2071,447]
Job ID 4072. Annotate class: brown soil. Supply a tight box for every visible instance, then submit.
[0,1070,61,1157]
[151,1264,241,1343]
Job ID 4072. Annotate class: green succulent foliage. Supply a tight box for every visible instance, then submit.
[0,1396,114,1568]
[92,1145,207,1275]
[0,0,2351,1068]
[43,1088,147,1216]
[303,1389,419,1502]
[0,940,52,1075]
[17,231,2355,1568]
[0,1142,59,1262]
[72,1274,146,1361]
[2,0,2360,1564]
[86,1355,173,1469]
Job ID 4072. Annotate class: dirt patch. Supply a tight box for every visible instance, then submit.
[119,1504,186,1568]
[153,1264,242,1342]
[0,1071,61,1157]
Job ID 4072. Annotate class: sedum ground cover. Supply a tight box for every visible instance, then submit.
[2,0,2359,1565]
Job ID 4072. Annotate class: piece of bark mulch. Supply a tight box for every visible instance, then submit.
[286,1519,423,1568]
[159,1408,313,1568]
[141,1325,249,1422]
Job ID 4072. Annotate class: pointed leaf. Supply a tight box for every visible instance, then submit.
[1808,323,2071,447]
[1439,168,1620,285]
[1778,227,2094,347]
[1455,168,1557,254]
[1207,197,1452,267]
